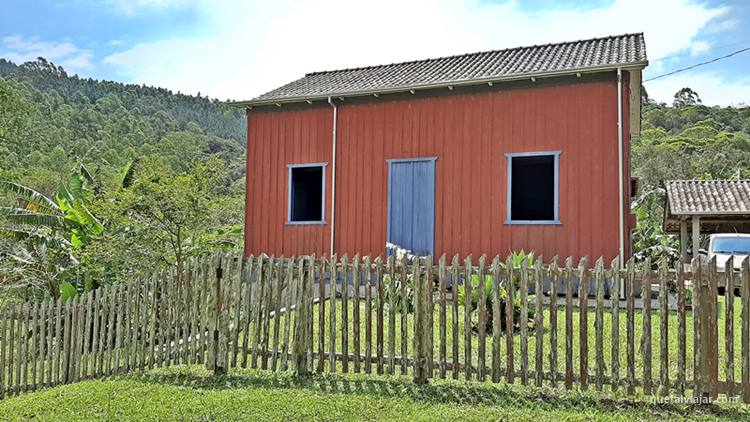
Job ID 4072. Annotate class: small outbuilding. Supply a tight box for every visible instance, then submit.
[664,180,750,260]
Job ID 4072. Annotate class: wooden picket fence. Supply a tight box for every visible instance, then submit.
[0,252,749,402]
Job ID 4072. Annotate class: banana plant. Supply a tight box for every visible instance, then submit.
[0,164,102,298]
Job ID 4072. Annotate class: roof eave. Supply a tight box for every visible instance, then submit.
[231,60,649,108]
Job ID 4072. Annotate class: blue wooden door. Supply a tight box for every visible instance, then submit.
[387,158,436,256]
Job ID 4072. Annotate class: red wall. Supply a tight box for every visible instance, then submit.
[245,73,631,262]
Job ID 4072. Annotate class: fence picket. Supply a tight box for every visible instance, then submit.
[341,254,349,373]
[564,257,573,389]
[725,256,735,398]
[477,256,487,382]
[387,255,395,375]
[534,258,544,387]
[659,259,669,397]
[578,257,589,390]
[281,257,295,371]
[353,255,361,373]
[271,257,285,371]
[6,252,750,400]
[549,257,559,388]
[365,256,373,374]
[451,255,460,379]
[642,258,652,395]
[610,257,620,393]
[319,256,327,373]
[439,254,448,379]
[626,258,636,394]
[400,255,408,376]
[741,257,750,402]
[595,257,605,392]
[464,255,473,380]
[677,258,687,396]
[329,255,338,373]
[376,256,384,375]
[520,257,529,386]
[506,255,515,385]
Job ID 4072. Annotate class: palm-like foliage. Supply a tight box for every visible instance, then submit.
[0,165,102,297]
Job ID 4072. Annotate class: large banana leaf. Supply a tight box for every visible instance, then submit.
[0,181,59,214]
[0,208,66,229]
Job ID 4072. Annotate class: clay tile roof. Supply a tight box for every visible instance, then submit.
[666,180,750,215]
[243,32,647,105]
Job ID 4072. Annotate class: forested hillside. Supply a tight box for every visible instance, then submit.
[632,87,750,261]
[1,58,749,303]
[0,58,247,302]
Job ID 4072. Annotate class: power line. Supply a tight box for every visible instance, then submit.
[644,45,750,82]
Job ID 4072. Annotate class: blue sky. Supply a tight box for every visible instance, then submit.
[2,0,749,105]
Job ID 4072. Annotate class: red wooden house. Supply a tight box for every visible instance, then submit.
[236,33,648,262]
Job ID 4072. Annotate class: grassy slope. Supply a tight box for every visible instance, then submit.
[0,367,747,421]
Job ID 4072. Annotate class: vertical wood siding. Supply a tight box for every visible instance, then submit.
[245,73,631,262]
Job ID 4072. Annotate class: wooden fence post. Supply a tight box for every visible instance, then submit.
[293,256,313,377]
[210,254,227,375]
[413,256,431,385]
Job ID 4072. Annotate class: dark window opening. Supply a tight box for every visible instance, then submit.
[289,166,324,222]
[510,155,555,221]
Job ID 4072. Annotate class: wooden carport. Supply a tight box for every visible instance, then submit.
[664,180,750,260]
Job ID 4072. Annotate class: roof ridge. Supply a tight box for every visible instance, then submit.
[305,32,644,77]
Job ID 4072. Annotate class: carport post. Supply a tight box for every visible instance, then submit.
[680,219,688,260]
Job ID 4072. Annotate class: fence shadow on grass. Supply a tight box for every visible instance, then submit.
[127,369,748,420]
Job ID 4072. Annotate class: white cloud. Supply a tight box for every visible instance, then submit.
[107,0,188,15]
[690,40,710,56]
[645,71,750,107]
[102,0,732,102]
[1,35,93,73]
[107,39,125,46]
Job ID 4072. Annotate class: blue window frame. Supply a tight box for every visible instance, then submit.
[287,163,327,225]
[505,151,561,225]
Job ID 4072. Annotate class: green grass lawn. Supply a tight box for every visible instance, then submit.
[0,366,747,421]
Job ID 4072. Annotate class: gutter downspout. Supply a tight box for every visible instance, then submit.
[328,97,338,256]
[617,68,625,267]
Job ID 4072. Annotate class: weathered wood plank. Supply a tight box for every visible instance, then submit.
[329,255,338,373]
[271,257,285,371]
[399,255,408,376]
[626,258,636,395]
[464,255,473,381]
[261,257,276,370]
[39,300,47,387]
[341,254,349,373]
[642,258,652,395]
[677,257,687,396]
[595,257,605,392]
[54,298,62,386]
[610,257,620,393]
[8,306,16,394]
[439,254,448,379]
[519,257,529,386]
[352,255,361,373]
[0,304,6,398]
[725,256,735,398]
[387,255,395,375]
[477,256,487,381]
[491,256,502,383]
[318,256,327,373]
[281,257,295,371]
[741,257,750,402]
[451,255,460,379]
[364,256,373,374]
[578,257,589,390]
[564,257,573,389]
[376,256,385,375]
[507,254,516,385]
[241,255,254,369]
[534,257,544,388]
[659,258,670,397]
[251,255,266,369]
[549,256,559,388]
